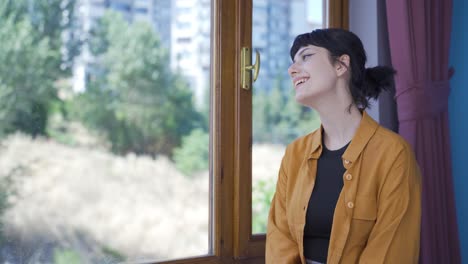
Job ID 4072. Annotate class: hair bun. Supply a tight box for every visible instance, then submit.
[363,66,396,98]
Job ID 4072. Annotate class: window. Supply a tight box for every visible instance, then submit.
[0,0,210,263]
[177,37,192,44]
[0,0,347,263]
[135,7,148,14]
[252,0,347,235]
[110,2,131,12]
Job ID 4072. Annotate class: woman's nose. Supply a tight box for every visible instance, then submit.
[288,63,299,77]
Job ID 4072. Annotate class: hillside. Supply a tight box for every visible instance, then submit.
[0,134,284,263]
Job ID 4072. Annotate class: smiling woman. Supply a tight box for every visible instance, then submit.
[266,28,422,264]
[288,46,341,106]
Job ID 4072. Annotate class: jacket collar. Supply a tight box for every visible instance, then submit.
[307,111,379,165]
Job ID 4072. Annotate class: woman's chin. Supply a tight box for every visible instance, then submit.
[295,92,317,108]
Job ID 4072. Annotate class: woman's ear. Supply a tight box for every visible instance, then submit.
[335,54,350,77]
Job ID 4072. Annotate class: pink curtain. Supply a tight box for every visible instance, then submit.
[386,0,461,263]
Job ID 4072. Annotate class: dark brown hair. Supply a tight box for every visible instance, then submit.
[290,28,396,109]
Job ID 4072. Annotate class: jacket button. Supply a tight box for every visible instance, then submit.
[347,202,354,209]
[345,174,353,181]
[344,159,350,165]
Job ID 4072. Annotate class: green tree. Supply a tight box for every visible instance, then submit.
[173,129,209,176]
[0,0,80,75]
[0,15,56,136]
[253,80,320,145]
[0,0,79,137]
[74,12,201,156]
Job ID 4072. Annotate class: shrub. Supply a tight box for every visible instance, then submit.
[53,249,81,264]
[173,128,209,176]
[252,178,276,234]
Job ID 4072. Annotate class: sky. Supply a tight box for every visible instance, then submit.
[307,0,324,25]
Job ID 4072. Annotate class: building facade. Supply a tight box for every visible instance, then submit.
[72,0,323,104]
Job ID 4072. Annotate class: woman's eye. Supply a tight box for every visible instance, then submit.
[302,54,313,60]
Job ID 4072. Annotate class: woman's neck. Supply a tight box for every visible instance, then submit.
[318,105,362,151]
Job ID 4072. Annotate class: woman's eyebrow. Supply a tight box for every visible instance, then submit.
[294,47,313,62]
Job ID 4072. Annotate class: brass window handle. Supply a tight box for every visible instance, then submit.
[241,47,261,90]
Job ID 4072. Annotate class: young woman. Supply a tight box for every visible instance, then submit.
[266,29,421,264]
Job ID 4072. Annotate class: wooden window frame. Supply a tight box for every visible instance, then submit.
[157,0,348,263]
[329,0,349,29]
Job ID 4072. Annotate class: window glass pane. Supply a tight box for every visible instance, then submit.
[252,0,326,234]
[0,0,211,262]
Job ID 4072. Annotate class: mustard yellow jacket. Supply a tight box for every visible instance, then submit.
[266,112,421,264]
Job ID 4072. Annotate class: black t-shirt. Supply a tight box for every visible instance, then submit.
[303,142,349,263]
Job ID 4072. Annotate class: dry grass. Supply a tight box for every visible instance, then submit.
[252,144,285,182]
[0,133,208,262]
[0,133,284,263]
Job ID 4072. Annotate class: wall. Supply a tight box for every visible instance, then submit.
[349,0,379,121]
[349,0,398,131]
[449,0,468,262]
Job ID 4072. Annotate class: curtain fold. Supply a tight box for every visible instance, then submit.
[385,0,461,263]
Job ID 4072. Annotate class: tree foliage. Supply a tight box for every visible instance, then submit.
[0,12,55,136]
[173,128,209,176]
[0,0,78,137]
[0,0,80,74]
[252,177,276,233]
[73,12,202,156]
[253,80,320,144]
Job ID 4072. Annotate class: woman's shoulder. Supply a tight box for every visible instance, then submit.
[367,125,417,166]
[373,125,412,151]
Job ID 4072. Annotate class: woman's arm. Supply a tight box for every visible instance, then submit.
[266,163,301,264]
[358,147,422,264]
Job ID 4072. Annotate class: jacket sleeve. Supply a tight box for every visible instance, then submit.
[266,160,301,264]
[359,147,422,264]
